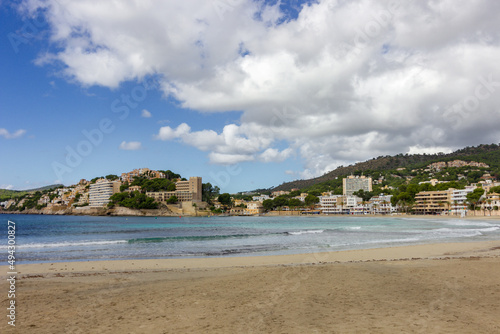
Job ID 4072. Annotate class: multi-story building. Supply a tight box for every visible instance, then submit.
[175,177,202,201]
[320,195,343,214]
[89,179,121,207]
[245,201,265,215]
[369,194,395,214]
[414,190,452,215]
[450,186,475,215]
[320,195,365,214]
[146,176,203,203]
[343,175,372,196]
[481,192,500,212]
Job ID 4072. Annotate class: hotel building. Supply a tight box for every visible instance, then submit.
[146,177,202,203]
[414,190,452,215]
[89,179,121,207]
[343,175,372,196]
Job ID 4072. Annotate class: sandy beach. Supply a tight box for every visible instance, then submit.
[2,240,500,333]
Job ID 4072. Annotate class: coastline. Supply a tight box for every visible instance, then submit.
[4,239,500,276]
[2,209,500,218]
[2,240,500,333]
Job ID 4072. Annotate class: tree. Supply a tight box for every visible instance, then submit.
[304,194,319,206]
[353,189,374,202]
[202,183,220,203]
[488,186,500,194]
[167,196,178,204]
[273,196,289,208]
[218,193,232,206]
[466,187,485,215]
[105,174,119,181]
[120,182,130,192]
[108,192,158,209]
[159,170,181,180]
[262,199,274,211]
[288,198,303,208]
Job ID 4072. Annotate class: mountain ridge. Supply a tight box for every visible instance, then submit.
[269,143,500,192]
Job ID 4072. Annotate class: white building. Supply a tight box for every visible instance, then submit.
[320,195,343,214]
[252,194,270,202]
[450,186,475,215]
[369,194,395,214]
[320,195,364,214]
[89,179,121,207]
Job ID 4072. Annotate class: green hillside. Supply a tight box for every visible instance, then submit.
[271,143,500,192]
[0,184,63,201]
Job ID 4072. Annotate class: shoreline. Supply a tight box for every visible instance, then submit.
[2,240,500,333]
[2,210,500,218]
[4,239,500,277]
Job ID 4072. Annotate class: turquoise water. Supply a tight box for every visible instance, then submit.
[1,214,499,263]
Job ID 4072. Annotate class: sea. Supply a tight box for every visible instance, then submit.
[1,214,500,264]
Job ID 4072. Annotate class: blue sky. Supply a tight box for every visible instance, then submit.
[1,1,500,193]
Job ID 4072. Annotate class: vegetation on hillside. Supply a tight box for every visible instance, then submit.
[108,191,158,209]
[272,143,500,191]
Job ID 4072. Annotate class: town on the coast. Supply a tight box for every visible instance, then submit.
[1,157,499,217]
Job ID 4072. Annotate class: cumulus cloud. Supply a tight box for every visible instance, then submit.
[141,109,152,118]
[155,122,275,164]
[0,128,26,139]
[259,148,294,163]
[119,141,143,151]
[25,0,500,176]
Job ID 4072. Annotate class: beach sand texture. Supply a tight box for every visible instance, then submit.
[2,241,500,333]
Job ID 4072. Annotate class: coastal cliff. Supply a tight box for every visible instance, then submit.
[1,205,209,217]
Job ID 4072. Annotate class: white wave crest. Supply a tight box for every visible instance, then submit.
[287,230,325,235]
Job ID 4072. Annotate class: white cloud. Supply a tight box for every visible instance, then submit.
[155,122,275,164]
[26,0,500,177]
[1,184,14,190]
[0,128,26,139]
[141,109,152,118]
[407,145,453,155]
[119,141,143,151]
[259,148,294,163]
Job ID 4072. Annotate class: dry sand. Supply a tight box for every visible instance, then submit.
[2,240,500,333]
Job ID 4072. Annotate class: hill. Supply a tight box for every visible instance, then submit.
[271,143,500,191]
[0,184,63,201]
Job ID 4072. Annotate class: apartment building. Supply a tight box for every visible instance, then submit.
[146,176,202,203]
[369,194,395,214]
[481,192,500,211]
[450,186,475,215]
[175,177,202,201]
[343,175,372,196]
[320,195,343,214]
[245,201,265,215]
[320,195,365,214]
[89,179,121,207]
[414,190,452,214]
